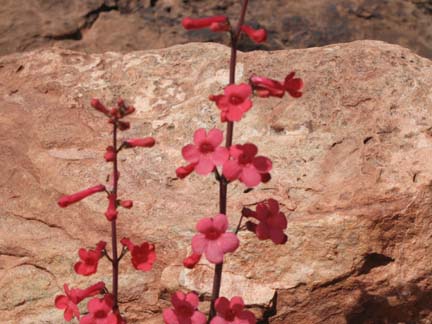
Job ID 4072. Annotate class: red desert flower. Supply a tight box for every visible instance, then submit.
[182,16,228,30]
[210,296,256,324]
[74,241,106,276]
[249,76,285,98]
[284,72,304,98]
[54,282,105,322]
[163,291,206,324]
[191,214,239,264]
[176,163,197,179]
[183,253,202,269]
[58,185,106,208]
[80,294,118,324]
[209,84,253,122]
[120,237,156,271]
[105,194,118,221]
[181,128,229,175]
[241,25,267,43]
[223,143,272,187]
[243,199,288,244]
[124,137,156,148]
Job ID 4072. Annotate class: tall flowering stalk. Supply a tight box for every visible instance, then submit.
[169,1,304,323]
[55,99,157,323]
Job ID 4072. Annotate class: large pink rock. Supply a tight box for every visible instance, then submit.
[0,41,431,323]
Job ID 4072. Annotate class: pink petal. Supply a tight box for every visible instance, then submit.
[196,217,213,233]
[238,99,253,113]
[205,240,224,264]
[236,310,256,323]
[256,222,270,240]
[194,158,215,175]
[255,203,268,221]
[269,228,288,244]
[269,213,288,229]
[211,147,229,166]
[219,233,239,253]
[192,234,208,255]
[55,295,68,309]
[207,128,223,147]
[191,310,207,324]
[240,165,262,187]
[267,199,279,215]
[210,316,228,324]
[222,160,242,181]
[63,307,75,321]
[226,106,246,122]
[253,156,272,173]
[230,296,245,313]
[229,145,243,159]
[193,128,207,145]
[182,144,200,163]
[224,84,252,99]
[79,314,93,324]
[107,313,119,324]
[214,297,230,316]
[242,144,258,158]
[171,291,186,309]
[213,214,228,232]
[185,292,200,308]
[163,308,179,324]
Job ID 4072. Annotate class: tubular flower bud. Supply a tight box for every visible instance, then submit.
[105,194,118,221]
[58,185,105,208]
[183,253,202,269]
[241,25,267,43]
[104,146,115,162]
[120,200,133,209]
[182,16,227,30]
[176,163,197,179]
[124,137,156,148]
[90,99,110,115]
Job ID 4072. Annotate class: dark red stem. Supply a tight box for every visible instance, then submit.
[111,121,119,310]
[209,0,249,321]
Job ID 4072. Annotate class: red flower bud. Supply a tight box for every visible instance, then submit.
[120,200,133,209]
[105,194,118,221]
[241,207,255,218]
[246,221,257,233]
[210,21,230,32]
[104,146,115,162]
[124,137,156,148]
[118,121,130,131]
[176,163,196,179]
[250,76,285,98]
[183,253,201,269]
[58,185,105,208]
[182,16,227,30]
[90,99,110,115]
[241,25,267,43]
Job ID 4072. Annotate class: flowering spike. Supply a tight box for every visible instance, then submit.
[183,253,202,269]
[90,99,110,116]
[241,25,267,43]
[105,194,118,221]
[58,185,105,208]
[182,16,227,30]
[124,137,156,148]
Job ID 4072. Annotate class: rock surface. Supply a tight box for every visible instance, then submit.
[1,0,432,58]
[1,41,432,323]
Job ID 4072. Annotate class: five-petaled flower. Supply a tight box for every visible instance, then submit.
[223,143,272,187]
[74,241,106,276]
[210,296,256,324]
[58,185,106,208]
[210,84,253,122]
[80,294,118,324]
[120,237,156,271]
[54,282,105,322]
[241,25,267,43]
[243,199,288,244]
[191,214,239,264]
[163,291,206,324]
[181,128,229,175]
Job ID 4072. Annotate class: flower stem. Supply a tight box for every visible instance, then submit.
[209,0,249,321]
[112,121,119,310]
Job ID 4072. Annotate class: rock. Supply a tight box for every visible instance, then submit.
[0,40,432,323]
[1,0,432,58]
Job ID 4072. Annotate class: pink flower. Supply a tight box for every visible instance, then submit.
[210,296,256,324]
[120,238,156,271]
[181,128,229,175]
[176,163,197,179]
[58,185,106,208]
[104,146,115,162]
[284,72,304,98]
[163,291,206,324]
[183,253,202,269]
[54,282,105,322]
[249,76,285,98]
[241,25,267,43]
[182,16,228,30]
[105,194,118,221]
[243,199,288,244]
[223,143,272,187]
[80,294,118,324]
[74,241,106,276]
[191,214,239,264]
[91,99,110,116]
[124,137,156,148]
[209,84,253,122]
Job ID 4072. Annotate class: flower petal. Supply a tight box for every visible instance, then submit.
[240,165,262,187]
[194,158,215,175]
[219,233,239,253]
[207,128,223,147]
[253,156,272,173]
[193,128,207,145]
[213,214,228,232]
[205,240,224,264]
[185,292,200,308]
[212,147,229,166]
[182,144,200,163]
[222,160,242,181]
[191,234,208,254]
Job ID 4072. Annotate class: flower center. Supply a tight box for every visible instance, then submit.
[94,310,107,318]
[199,141,214,154]
[224,310,236,321]
[205,227,221,240]
[229,95,243,105]
[177,304,194,317]
[238,152,252,165]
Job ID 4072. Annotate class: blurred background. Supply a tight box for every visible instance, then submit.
[0,0,431,58]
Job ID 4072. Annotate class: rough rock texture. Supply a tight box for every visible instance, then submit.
[1,41,432,323]
[1,0,432,58]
